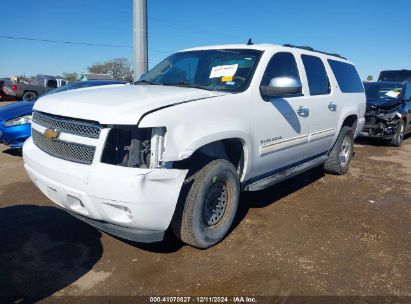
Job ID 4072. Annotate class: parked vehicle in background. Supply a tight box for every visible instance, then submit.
[360,81,411,146]
[23,43,365,249]
[378,70,411,82]
[5,75,68,101]
[0,78,13,101]
[0,80,125,149]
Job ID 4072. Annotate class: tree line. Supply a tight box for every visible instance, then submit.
[63,57,134,82]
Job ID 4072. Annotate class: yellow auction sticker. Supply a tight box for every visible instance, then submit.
[221,76,233,82]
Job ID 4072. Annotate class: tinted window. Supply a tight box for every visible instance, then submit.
[364,83,403,99]
[47,80,58,88]
[379,71,411,82]
[328,60,363,93]
[261,52,300,86]
[302,55,330,95]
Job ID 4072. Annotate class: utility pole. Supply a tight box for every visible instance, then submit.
[133,0,148,80]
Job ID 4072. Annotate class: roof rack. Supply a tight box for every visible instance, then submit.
[283,44,347,60]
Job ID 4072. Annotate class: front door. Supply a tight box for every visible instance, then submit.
[251,52,311,179]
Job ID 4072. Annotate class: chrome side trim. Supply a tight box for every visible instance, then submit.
[309,128,335,142]
[259,134,309,156]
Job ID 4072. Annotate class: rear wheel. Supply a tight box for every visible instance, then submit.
[390,120,405,147]
[22,91,37,101]
[172,159,240,249]
[324,126,354,175]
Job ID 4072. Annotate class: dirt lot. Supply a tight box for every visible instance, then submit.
[0,101,410,302]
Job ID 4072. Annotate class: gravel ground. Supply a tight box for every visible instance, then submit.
[0,102,410,302]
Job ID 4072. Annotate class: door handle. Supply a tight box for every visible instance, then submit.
[328,102,337,111]
[297,106,310,117]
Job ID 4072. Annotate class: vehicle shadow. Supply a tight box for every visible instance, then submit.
[355,137,388,146]
[1,148,22,157]
[233,165,325,229]
[0,205,103,302]
[121,230,185,254]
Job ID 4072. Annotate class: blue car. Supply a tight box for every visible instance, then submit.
[0,80,125,149]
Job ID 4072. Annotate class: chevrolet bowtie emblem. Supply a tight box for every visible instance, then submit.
[44,128,60,141]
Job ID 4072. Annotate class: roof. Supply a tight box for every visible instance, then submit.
[181,43,349,61]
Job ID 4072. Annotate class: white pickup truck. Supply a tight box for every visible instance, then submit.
[23,44,365,248]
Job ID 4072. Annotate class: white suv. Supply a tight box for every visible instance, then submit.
[23,44,366,248]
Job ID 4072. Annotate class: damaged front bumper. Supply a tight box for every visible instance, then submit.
[359,110,401,139]
[23,138,188,243]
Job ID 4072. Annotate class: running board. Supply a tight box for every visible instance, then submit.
[244,155,328,191]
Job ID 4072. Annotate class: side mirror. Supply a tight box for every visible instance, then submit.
[260,76,302,97]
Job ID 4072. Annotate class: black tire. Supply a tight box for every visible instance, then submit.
[172,159,240,249]
[22,91,37,101]
[324,126,354,175]
[390,120,405,147]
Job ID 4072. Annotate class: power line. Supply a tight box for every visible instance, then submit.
[0,34,132,48]
[0,34,172,54]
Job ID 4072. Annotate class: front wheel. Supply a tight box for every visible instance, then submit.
[324,126,354,175]
[172,159,240,249]
[390,120,405,147]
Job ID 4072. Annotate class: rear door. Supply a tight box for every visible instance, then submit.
[299,54,337,154]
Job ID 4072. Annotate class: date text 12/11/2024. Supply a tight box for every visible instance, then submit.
[149,296,257,303]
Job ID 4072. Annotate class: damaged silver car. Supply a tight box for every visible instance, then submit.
[360,81,411,146]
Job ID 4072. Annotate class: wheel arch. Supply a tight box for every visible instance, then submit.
[341,114,358,130]
[172,137,249,182]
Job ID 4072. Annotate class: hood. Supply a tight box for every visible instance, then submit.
[0,101,34,121]
[366,98,401,110]
[34,84,228,124]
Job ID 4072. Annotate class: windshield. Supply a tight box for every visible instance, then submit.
[138,49,262,92]
[365,84,403,99]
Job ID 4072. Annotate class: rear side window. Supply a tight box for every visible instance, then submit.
[261,52,300,86]
[328,60,364,93]
[301,55,330,95]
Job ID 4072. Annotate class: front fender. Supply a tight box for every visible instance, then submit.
[137,93,253,166]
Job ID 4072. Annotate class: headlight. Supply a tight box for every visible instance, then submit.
[3,115,32,127]
[101,126,166,169]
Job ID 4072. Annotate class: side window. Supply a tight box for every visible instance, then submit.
[301,55,330,95]
[328,60,364,93]
[47,79,58,88]
[261,52,300,86]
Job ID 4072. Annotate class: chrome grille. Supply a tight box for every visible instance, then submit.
[32,111,102,139]
[32,129,96,165]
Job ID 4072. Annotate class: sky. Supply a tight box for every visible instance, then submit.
[0,0,410,80]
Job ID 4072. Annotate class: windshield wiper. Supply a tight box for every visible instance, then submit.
[133,79,161,85]
[163,81,212,91]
